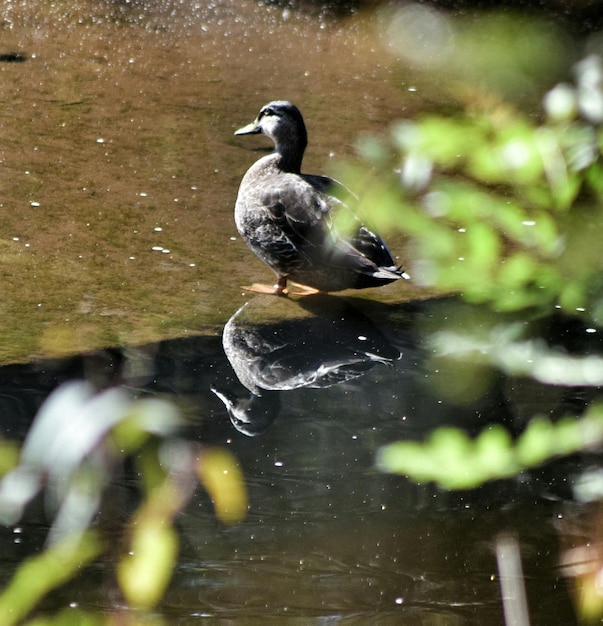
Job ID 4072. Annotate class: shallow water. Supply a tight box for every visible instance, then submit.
[0,0,428,364]
[0,1,599,624]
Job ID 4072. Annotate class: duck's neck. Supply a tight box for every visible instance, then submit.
[273,132,307,173]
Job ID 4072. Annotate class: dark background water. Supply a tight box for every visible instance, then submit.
[2,0,602,623]
[0,293,592,623]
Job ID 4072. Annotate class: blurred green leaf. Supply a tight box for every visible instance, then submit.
[515,417,556,467]
[471,121,545,185]
[135,440,168,496]
[378,404,603,489]
[475,425,516,479]
[0,531,102,626]
[0,440,20,477]
[110,398,182,454]
[343,52,603,327]
[118,519,178,609]
[394,117,485,168]
[197,447,248,525]
[22,611,106,626]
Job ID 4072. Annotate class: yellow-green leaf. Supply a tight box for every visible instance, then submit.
[197,448,248,525]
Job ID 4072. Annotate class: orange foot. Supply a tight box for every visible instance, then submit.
[241,283,289,296]
[240,281,321,297]
[287,282,321,296]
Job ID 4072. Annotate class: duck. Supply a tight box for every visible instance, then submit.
[233,100,409,295]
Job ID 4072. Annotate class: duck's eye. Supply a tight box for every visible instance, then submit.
[260,107,278,119]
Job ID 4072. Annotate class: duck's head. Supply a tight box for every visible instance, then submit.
[235,101,308,170]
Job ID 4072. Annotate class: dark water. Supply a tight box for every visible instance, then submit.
[0,294,592,624]
[0,0,600,624]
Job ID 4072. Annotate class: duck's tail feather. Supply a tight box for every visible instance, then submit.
[372,265,410,281]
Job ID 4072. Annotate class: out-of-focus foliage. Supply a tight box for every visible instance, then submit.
[559,501,603,624]
[345,12,603,621]
[429,316,603,387]
[0,531,103,626]
[377,403,603,489]
[366,52,603,487]
[351,9,603,505]
[197,447,249,525]
[0,383,248,624]
[341,53,603,318]
[376,5,574,104]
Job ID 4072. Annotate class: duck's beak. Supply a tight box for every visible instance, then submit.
[234,120,261,136]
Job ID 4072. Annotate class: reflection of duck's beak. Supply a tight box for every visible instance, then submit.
[211,385,234,409]
[234,120,261,136]
[211,385,280,437]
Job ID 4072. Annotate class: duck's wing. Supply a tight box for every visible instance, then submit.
[255,176,335,270]
[304,176,407,277]
[301,174,354,202]
[259,174,403,280]
[301,175,397,264]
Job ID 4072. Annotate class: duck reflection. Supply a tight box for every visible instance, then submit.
[211,295,401,436]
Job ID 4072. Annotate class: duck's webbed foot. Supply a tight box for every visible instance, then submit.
[240,283,288,295]
[241,277,290,296]
[274,277,319,296]
[287,281,321,296]
[241,278,320,297]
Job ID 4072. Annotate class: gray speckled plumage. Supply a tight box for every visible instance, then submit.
[233,101,409,294]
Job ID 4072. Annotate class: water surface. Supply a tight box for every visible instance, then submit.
[0,1,597,624]
[1,0,426,364]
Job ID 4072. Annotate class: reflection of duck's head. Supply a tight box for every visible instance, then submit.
[211,385,280,437]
